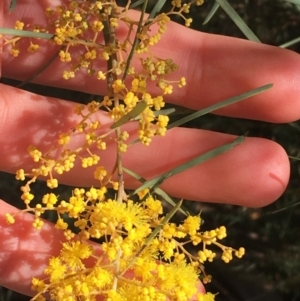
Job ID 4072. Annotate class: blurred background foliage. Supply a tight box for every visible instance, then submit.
[1,0,300,300]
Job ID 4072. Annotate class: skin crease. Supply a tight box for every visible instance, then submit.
[0,0,300,298]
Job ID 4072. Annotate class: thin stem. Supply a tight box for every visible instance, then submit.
[0,28,53,39]
[17,47,62,88]
[103,7,127,291]
[122,0,149,81]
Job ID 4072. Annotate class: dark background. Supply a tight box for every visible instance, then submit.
[1,1,300,300]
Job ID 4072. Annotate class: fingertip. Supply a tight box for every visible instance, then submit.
[245,138,290,207]
[164,27,300,123]
[153,130,290,208]
[210,136,290,208]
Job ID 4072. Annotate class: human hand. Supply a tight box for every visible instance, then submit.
[1,0,300,297]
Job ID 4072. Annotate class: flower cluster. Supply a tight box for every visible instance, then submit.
[6,190,243,301]
[3,1,245,301]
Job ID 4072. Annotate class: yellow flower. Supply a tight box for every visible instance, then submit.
[86,266,113,289]
[21,191,34,204]
[5,213,15,224]
[42,193,58,209]
[58,132,71,145]
[47,178,58,189]
[94,166,107,181]
[31,278,46,293]
[97,71,106,80]
[59,50,72,62]
[102,51,110,60]
[10,47,20,57]
[216,225,227,239]
[235,247,245,258]
[28,43,39,53]
[55,218,68,230]
[16,169,25,181]
[14,20,24,30]
[178,77,186,87]
[159,262,198,299]
[197,292,216,301]
[112,79,126,93]
[153,96,165,110]
[91,20,104,32]
[45,257,66,283]
[124,91,138,109]
[33,218,44,230]
[137,188,149,200]
[61,241,93,261]
[162,223,177,239]
[182,215,201,235]
[28,146,42,162]
[62,70,75,80]
[221,248,233,263]
[143,196,163,217]
[67,196,86,218]
[110,18,119,28]
[185,18,193,27]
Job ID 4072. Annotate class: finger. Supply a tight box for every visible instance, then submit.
[0,84,289,207]
[1,1,300,123]
[0,200,66,296]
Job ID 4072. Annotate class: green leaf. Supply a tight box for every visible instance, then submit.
[129,0,147,9]
[123,167,188,216]
[122,0,149,81]
[0,28,53,39]
[168,83,273,129]
[289,122,300,132]
[215,0,260,42]
[280,36,300,48]
[283,0,300,5]
[110,101,148,129]
[9,0,17,13]
[267,201,300,214]
[289,156,300,161]
[133,136,245,195]
[124,0,167,79]
[17,47,62,88]
[148,0,167,19]
[152,108,175,116]
[202,2,220,25]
